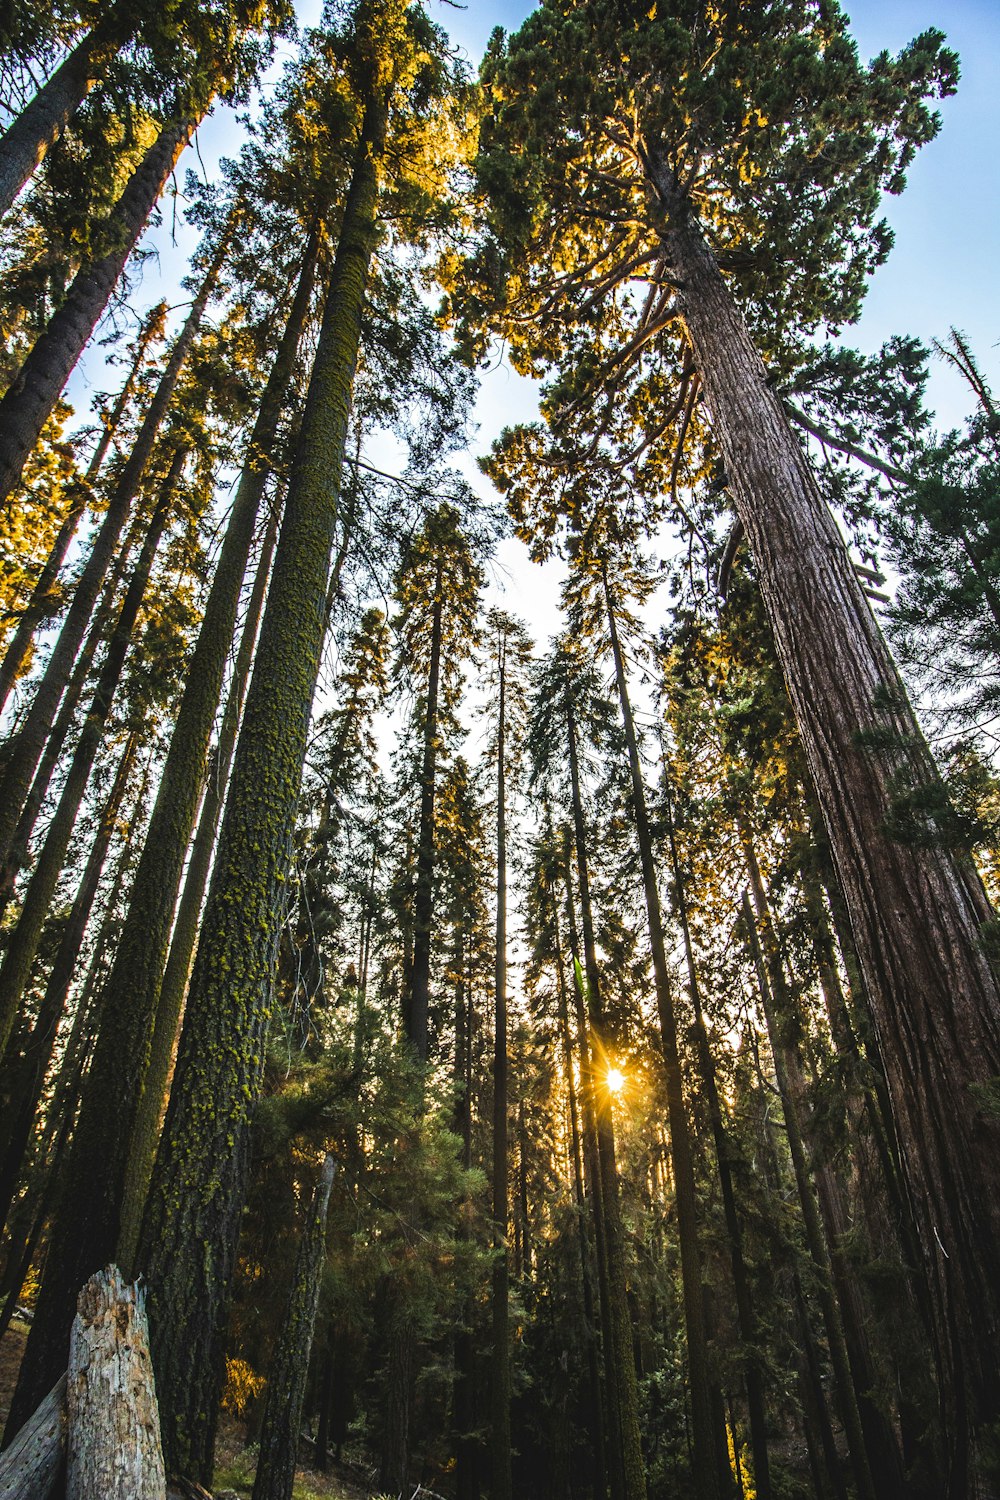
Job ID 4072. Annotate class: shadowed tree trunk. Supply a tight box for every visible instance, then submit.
[491,635,512,1500]
[251,1154,336,1500]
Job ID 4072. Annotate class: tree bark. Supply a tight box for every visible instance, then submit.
[491,633,513,1500]
[0,5,132,219]
[653,162,1000,1471]
[0,113,195,510]
[0,451,181,1061]
[137,98,388,1485]
[66,1265,166,1500]
[602,564,722,1500]
[0,230,220,875]
[0,298,165,713]
[251,1154,336,1500]
[0,1376,66,1500]
[566,702,647,1500]
[406,557,443,1063]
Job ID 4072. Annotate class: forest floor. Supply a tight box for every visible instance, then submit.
[0,1317,372,1500]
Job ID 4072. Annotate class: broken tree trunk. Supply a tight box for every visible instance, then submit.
[0,1376,66,1499]
[66,1265,166,1500]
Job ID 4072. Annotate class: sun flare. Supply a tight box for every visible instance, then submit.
[606,1066,626,1095]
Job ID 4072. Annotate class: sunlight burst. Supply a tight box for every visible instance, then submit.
[606,1066,626,1095]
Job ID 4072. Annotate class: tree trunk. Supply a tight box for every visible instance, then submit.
[602,565,721,1500]
[0,730,138,1240]
[654,163,1000,1470]
[660,785,771,1500]
[66,1266,166,1500]
[566,703,647,1500]
[0,298,165,713]
[0,229,220,875]
[491,637,513,1500]
[117,500,284,1269]
[0,502,150,928]
[0,5,132,219]
[0,1376,66,1500]
[406,558,443,1063]
[0,452,181,1062]
[0,113,195,509]
[137,99,388,1486]
[252,1154,336,1500]
[107,232,319,1270]
[740,882,877,1500]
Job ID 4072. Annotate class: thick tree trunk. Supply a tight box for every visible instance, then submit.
[0,233,220,875]
[137,100,387,1486]
[252,1154,336,1500]
[0,5,131,219]
[117,500,283,1269]
[654,164,1000,1469]
[602,567,722,1500]
[66,1266,166,1500]
[566,705,647,1500]
[0,299,166,714]
[0,114,195,510]
[104,234,319,1270]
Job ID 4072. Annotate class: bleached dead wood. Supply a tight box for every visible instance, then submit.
[66,1264,166,1500]
[0,1374,66,1500]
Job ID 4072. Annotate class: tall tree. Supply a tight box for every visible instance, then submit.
[471,7,1000,1475]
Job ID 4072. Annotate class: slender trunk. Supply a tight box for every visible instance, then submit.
[566,705,647,1500]
[0,503,147,927]
[0,729,137,1240]
[601,565,719,1500]
[654,163,1000,1463]
[137,102,388,1485]
[116,501,282,1268]
[406,560,443,1063]
[491,641,512,1500]
[563,835,618,1500]
[453,938,481,1500]
[251,1155,336,1500]
[0,113,196,509]
[660,789,770,1500]
[0,227,221,871]
[0,299,166,713]
[0,5,132,219]
[740,880,876,1500]
[0,450,182,1064]
[553,900,607,1497]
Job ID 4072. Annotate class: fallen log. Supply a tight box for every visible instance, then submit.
[0,1374,66,1500]
[66,1264,166,1500]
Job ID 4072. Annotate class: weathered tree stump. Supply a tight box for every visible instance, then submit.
[0,1374,66,1500]
[66,1264,166,1500]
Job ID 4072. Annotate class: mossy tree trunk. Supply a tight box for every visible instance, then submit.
[136,98,388,1485]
